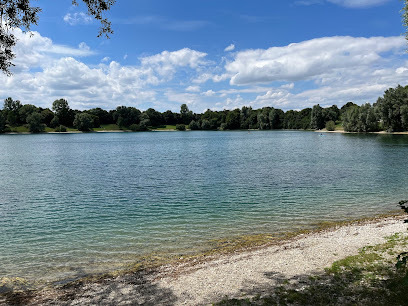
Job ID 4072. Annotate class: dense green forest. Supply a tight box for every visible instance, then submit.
[1,84,408,133]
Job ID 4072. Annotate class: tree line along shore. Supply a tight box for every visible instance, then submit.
[1,84,408,134]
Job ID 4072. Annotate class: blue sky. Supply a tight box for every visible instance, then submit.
[1,0,407,112]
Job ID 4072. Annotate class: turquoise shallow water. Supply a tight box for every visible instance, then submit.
[1,131,408,283]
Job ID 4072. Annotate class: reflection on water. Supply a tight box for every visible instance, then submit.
[0,131,407,283]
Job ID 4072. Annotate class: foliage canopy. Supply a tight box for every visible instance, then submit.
[0,0,115,75]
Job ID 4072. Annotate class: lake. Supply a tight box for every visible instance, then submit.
[1,131,408,285]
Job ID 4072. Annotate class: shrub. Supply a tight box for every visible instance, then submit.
[189,120,200,130]
[176,124,186,131]
[325,120,336,131]
[27,112,45,133]
[55,125,67,132]
[49,116,60,128]
[130,123,148,131]
[73,113,94,131]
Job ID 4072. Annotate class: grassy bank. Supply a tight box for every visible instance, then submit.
[3,124,183,133]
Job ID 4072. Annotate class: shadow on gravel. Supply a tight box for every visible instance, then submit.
[0,270,178,306]
[216,267,408,306]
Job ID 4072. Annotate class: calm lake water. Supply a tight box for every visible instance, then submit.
[1,131,408,284]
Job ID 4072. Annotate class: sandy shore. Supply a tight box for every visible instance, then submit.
[317,129,408,134]
[3,215,407,305]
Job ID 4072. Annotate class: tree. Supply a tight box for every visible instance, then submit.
[374,85,408,132]
[269,108,284,129]
[298,108,312,130]
[0,111,6,132]
[41,108,54,126]
[225,109,241,129]
[325,121,335,131]
[1,0,115,75]
[403,0,408,42]
[73,112,94,131]
[188,120,200,130]
[310,104,325,130]
[340,102,357,120]
[342,106,360,132]
[87,107,113,125]
[175,124,186,131]
[19,104,38,123]
[113,106,141,128]
[359,103,379,132]
[257,110,269,130]
[26,112,45,132]
[401,105,408,130]
[3,97,21,125]
[180,104,193,125]
[145,108,163,127]
[323,105,340,123]
[283,110,298,129]
[52,99,74,127]
[49,116,60,128]
[163,110,177,125]
[201,119,212,130]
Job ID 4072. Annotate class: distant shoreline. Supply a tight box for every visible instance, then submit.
[318,129,408,135]
[2,128,408,135]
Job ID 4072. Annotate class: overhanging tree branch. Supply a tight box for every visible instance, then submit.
[0,0,115,76]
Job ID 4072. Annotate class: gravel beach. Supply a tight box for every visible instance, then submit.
[3,215,407,306]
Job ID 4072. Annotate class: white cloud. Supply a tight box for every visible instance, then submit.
[226,36,405,85]
[224,44,235,52]
[295,0,390,8]
[327,0,390,8]
[281,83,295,89]
[165,91,202,107]
[0,30,212,111]
[141,48,208,79]
[63,12,93,25]
[295,0,324,6]
[141,48,207,69]
[2,28,408,113]
[9,28,94,72]
[186,85,200,92]
[201,90,216,97]
[78,42,91,52]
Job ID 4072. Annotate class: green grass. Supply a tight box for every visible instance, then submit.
[44,127,55,132]
[152,125,177,130]
[8,125,29,132]
[93,124,121,131]
[334,120,343,130]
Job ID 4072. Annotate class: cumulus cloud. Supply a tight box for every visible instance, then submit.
[327,0,390,8]
[295,0,390,8]
[226,36,405,85]
[201,90,216,97]
[186,85,200,92]
[141,48,208,79]
[248,62,408,111]
[2,28,408,113]
[0,29,211,111]
[63,12,93,25]
[9,28,94,72]
[281,83,295,89]
[224,44,235,52]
